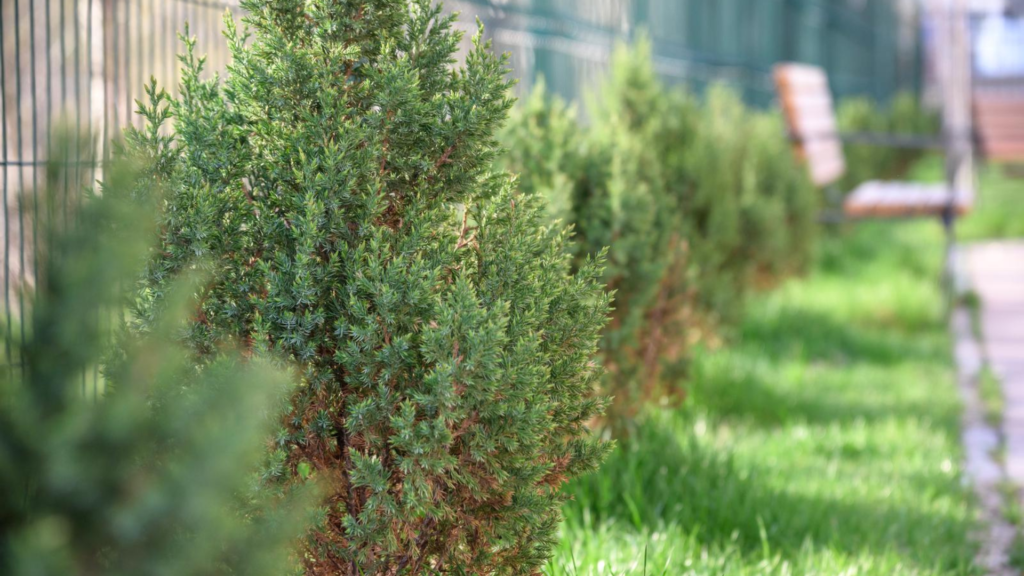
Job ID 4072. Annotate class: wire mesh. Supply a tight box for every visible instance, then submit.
[0,0,240,392]
[0,0,925,393]
[454,0,925,107]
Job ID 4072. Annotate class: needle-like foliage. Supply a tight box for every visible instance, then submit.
[0,146,311,576]
[500,39,819,417]
[125,1,611,574]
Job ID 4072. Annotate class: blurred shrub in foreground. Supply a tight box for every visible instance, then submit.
[0,150,311,575]
[501,39,818,417]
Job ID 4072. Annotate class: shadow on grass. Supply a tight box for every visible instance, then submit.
[684,354,958,430]
[682,296,957,428]
[739,306,947,367]
[680,220,955,430]
[957,162,1024,241]
[564,417,973,574]
[560,218,973,574]
[815,220,944,281]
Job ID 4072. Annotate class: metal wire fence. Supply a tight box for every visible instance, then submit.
[0,0,240,388]
[454,0,925,108]
[1,0,925,387]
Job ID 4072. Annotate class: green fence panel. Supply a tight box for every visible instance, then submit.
[0,0,239,387]
[0,0,924,385]
[451,0,923,108]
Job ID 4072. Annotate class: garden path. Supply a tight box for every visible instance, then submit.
[969,242,1024,483]
[956,240,1024,575]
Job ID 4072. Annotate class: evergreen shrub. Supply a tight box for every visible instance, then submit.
[127,1,611,574]
[503,40,693,413]
[0,150,311,576]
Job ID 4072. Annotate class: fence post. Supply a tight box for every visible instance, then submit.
[874,0,886,101]
[102,0,115,164]
[781,0,795,62]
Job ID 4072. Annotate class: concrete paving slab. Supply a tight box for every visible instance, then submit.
[961,241,1024,575]
[968,241,1024,488]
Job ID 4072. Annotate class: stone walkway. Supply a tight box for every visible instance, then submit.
[968,242,1024,483]
[955,241,1024,576]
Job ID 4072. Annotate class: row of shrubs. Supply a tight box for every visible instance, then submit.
[2,4,938,574]
[499,39,940,417]
[500,40,819,415]
[8,4,611,574]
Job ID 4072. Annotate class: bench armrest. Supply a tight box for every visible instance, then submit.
[836,132,945,150]
[788,131,946,150]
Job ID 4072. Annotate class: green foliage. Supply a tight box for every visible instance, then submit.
[500,40,817,414]
[905,153,1024,241]
[581,39,693,408]
[838,92,940,192]
[740,111,819,277]
[953,159,1024,241]
[502,39,695,413]
[836,97,888,191]
[678,85,748,323]
[500,78,583,226]
[126,2,611,574]
[0,149,310,576]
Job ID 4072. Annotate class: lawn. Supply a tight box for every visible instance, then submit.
[958,162,1024,241]
[549,220,979,575]
[884,152,1019,239]
[901,154,1024,241]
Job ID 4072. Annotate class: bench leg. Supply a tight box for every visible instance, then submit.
[941,205,957,314]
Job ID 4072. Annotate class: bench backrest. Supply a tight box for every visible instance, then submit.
[773,63,846,187]
[974,91,1024,161]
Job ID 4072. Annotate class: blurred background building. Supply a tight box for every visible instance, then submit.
[968,0,1024,90]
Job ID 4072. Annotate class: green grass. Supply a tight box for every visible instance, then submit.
[959,163,1024,241]
[998,480,1024,573]
[961,293,1004,427]
[901,154,1024,241]
[549,221,979,575]
[979,366,1004,428]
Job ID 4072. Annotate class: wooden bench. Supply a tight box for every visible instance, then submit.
[773,63,973,220]
[974,91,1024,162]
